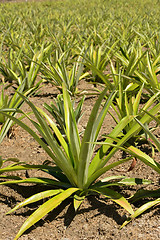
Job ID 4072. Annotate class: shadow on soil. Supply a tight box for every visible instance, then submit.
[0,183,160,236]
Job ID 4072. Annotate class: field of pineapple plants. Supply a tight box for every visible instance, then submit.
[0,0,160,239]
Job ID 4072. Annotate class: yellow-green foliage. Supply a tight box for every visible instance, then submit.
[0,0,160,51]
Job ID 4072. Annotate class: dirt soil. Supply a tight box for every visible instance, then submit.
[0,80,160,240]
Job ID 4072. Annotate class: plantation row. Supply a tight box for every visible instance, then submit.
[0,0,160,239]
